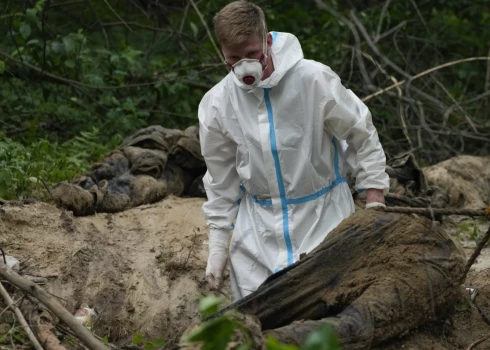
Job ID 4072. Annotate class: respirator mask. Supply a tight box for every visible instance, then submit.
[226,25,269,87]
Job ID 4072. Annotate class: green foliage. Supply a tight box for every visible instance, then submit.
[131,331,166,350]
[0,128,118,200]
[302,324,341,350]
[182,296,341,350]
[0,325,26,345]
[0,0,488,199]
[458,221,485,243]
[265,324,341,350]
[182,296,246,350]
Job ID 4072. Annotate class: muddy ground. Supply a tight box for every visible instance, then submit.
[0,196,489,349]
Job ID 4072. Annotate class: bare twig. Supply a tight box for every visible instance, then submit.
[462,226,490,283]
[375,0,392,42]
[484,46,490,118]
[40,178,55,202]
[102,21,190,37]
[189,0,225,65]
[179,1,190,33]
[0,264,108,350]
[86,0,110,49]
[363,57,490,102]
[430,76,478,131]
[102,0,132,32]
[315,0,372,86]
[377,20,406,42]
[41,0,51,73]
[0,282,44,350]
[350,10,411,80]
[466,331,490,350]
[0,295,24,318]
[408,0,429,33]
[362,51,413,149]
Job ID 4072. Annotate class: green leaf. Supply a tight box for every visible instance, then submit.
[199,296,223,319]
[63,37,76,54]
[0,60,5,74]
[102,336,109,345]
[265,336,300,350]
[143,342,154,350]
[19,22,31,39]
[26,39,40,46]
[302,324,340,350]
[11,330,25,344]
[35,0,47,11]
[64,60,75,69]
[182,317,237,350]
[153,339,166,348]
[132,332,143,345]
[190,22,198,38]
[26,8,38,23]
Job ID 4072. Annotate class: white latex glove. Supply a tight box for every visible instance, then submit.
[205,228,229,291]
[365,201,386,209]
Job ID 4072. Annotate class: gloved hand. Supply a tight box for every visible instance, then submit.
[206,228,230,291]
[365,201,386,209]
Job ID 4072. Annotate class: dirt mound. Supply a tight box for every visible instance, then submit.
[423,155,490,209]
[1,193,490,349]
[0,197,232,346]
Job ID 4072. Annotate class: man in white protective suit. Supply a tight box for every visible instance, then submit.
[198,0,390,302]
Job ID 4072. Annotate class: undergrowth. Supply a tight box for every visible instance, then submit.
[0,128,121,201]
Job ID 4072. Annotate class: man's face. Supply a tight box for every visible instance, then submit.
[222,33,272,66]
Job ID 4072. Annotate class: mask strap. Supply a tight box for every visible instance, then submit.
[261,18,268,59]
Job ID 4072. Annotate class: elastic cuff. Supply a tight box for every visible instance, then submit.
[209,227,230,254]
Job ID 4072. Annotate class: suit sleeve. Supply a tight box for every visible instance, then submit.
[321,66,390,194]
[198,93,242,234]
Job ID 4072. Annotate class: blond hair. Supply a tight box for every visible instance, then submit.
[214,0,267,47]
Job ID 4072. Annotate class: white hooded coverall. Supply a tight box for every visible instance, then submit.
[198,32,390,301]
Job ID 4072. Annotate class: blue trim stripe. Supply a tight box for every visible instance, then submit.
[251,177,346,207]
[250,137,346,208]
[272,31,278,44]
[252,196,273,206]
[287,177,346,205]
[264,88,294,266]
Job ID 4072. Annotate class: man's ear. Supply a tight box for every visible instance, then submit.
[267,33,273,48]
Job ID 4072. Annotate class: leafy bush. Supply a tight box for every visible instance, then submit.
[0,128,121,200]
[181,296,341,350]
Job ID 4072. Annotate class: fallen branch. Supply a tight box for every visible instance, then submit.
[462,225,490,283]
[362,57,490,102]
[0,264,107,350]
[0,281,44,350]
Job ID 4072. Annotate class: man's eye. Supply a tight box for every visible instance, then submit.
[248,51,258,58]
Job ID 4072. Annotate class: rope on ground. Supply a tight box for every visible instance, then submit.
[379,206,487,217]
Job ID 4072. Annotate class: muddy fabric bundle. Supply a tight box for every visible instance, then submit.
[209,209,465,349]
[51,125,207,216]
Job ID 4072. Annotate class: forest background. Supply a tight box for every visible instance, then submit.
[1,0,489,200]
